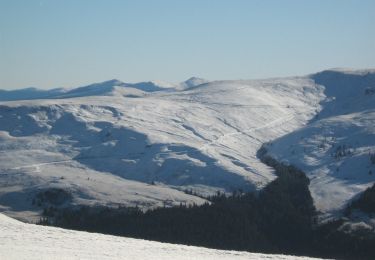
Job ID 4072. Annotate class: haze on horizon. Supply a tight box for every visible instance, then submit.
[1,0,375,90]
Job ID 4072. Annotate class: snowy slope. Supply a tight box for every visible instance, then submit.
[265,69,375,217]
[0,213,323,260]
[0,75,323,220]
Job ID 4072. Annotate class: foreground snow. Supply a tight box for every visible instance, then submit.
[0,213,321,260]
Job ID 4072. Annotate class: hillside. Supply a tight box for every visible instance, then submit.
[0,69,374,222]
[265,69,375,218]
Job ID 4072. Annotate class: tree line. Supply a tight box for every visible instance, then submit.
[38,153,375,259]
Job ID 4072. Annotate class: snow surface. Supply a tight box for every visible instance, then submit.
[0,213,323,260]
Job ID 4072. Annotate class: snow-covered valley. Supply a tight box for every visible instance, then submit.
[0,69,374,223]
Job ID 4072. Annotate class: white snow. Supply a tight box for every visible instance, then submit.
[0,213,323,260]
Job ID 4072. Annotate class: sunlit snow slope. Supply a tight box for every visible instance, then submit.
[1,69,374,220]
[0,213,323,260]
[0,76,323,220]
[265,69,375,217]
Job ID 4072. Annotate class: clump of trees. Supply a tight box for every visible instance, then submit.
[333,144,353,159]
[370,153,375,165]
[32,188,72,207]
[347,184,375,214]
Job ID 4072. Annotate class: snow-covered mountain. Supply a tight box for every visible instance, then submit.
[0,213,321,260]
[265,69,375,218]
[0,69,374,222]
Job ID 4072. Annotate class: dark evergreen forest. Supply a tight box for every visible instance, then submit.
[38,155,375,260]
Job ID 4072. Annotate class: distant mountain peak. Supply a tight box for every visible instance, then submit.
[97,79,125,86]
[180,77,209,89]
[186,76,204,81]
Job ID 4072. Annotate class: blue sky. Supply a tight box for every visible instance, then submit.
[1,0,374,89]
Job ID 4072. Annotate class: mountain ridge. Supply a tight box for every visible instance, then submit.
[0,69,374,224]
[0,77,211,101]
